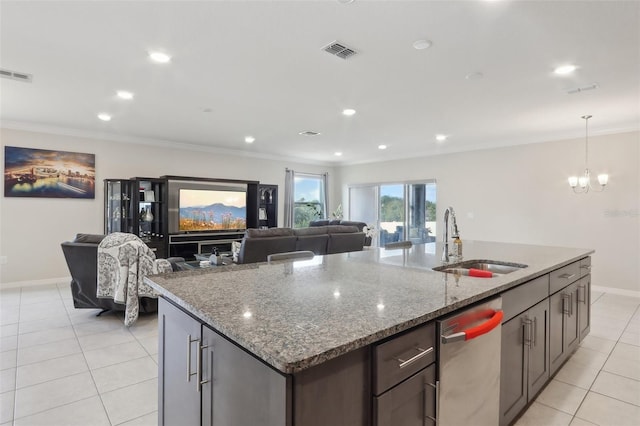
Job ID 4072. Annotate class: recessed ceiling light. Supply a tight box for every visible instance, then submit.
[342,108,356,116]
[116,90,134,100]
[412,39,433,50]
[334,152,343,156]
[554,64,577,75]
[337,0,355,4]
[97,113,112,121]
[378,144,387,150]
[435,134,448,142]
[149,51,171,63]
[244,136,255,144]
[465,72,484,80]
[299,131,321,136]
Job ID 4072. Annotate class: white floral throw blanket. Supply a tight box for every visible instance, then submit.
[97,232,172,326]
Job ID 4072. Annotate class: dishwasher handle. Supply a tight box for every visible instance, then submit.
[441,309,504,343]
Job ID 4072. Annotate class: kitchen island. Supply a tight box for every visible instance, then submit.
[146,240,593,426]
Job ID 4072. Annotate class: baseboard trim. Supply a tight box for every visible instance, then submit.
[0,276,70,290]
[592,285,640,299]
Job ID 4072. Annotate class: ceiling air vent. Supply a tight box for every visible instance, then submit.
[299,131,321,136]
[322,41,357,60]
[567,83,598,94]
[0,68,33,83]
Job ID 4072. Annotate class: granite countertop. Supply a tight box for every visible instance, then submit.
[145,240,593,374]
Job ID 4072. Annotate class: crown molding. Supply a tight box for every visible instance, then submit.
[0,120,334,167]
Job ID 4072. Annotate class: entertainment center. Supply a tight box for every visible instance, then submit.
[104,175,278,260]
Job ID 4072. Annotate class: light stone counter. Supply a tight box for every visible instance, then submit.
[145,240,592,374]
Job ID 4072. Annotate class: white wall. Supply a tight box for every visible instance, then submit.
[336,131,640,293]
[0,127,334,284]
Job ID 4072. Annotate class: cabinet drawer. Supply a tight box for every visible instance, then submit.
[502,275,549,322]
[374,364,436,426]
[579,257,592,278]
[373,322,435,395]
[550,261,581,294]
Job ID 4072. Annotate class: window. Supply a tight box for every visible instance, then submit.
[349,181,436,247]
[285,171,328,228]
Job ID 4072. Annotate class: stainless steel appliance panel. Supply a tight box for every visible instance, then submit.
[437,297,502,426]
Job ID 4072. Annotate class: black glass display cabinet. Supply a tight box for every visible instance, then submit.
[104,178,167,258]
[258,184,278,229]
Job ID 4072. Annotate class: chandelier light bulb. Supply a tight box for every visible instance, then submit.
[568,177,578,188]
[597,174,608,186]
[578,175,589,188]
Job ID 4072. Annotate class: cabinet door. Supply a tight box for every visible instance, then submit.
[565,282,580,354]
[499,314,528,426]
[549,290,567,375]
[527,299,550,400]
[578,275,591,341]
[158,298,202,426]
[374,364,436,426]
[201,325,289,426]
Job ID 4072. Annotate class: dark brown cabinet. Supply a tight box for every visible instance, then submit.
[373,322,436,426]
[374,365,436,426]
[104,177,167,258]
[201,325,288,426]
[158,297,201,426]
[158,298,290,426]
[500,298,550,426]
[549,281,581,375]
[258,184,278,228]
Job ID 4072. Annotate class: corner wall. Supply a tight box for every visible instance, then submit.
[0,127,334,285]
[336,131,640,293]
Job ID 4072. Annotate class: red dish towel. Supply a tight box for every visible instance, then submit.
[469,268,493,278]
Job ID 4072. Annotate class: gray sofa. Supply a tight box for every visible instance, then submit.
[237,225,365,264]
[309,220,371,246]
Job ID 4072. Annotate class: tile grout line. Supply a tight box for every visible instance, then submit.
[569,296,640,425]
[61,284,116,426]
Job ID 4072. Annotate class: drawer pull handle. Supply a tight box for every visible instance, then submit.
[559,273,576,280]
[397,346,434,369]
[580,265,591,270]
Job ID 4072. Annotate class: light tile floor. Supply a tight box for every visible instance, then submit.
[0,283,638,425]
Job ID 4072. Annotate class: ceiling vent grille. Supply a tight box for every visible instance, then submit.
[299,131,321,136]
[567,83,598,94]
[0,68,33,83]
[322,41,357,60]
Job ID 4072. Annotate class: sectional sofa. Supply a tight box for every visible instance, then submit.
[237,224,366,264]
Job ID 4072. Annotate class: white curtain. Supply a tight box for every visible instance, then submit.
[321,172,329,218]
[284,168,295,227]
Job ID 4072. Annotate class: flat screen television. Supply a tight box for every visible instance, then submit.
[178,188,247,232]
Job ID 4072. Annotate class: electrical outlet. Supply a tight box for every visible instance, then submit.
[0,256,7,265]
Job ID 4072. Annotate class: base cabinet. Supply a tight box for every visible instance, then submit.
[158,298,290,426]
[549,280,582,375]
[158,297,202,426]
[578,275,591,340]
[374,365,436,426]
[500,299,550,426]
[201,325,289,426]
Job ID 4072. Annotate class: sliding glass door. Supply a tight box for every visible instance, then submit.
[349,181,436,247]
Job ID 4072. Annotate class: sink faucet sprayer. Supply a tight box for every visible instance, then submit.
[442,206,461,263]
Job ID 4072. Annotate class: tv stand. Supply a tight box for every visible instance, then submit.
[169,232,244,259]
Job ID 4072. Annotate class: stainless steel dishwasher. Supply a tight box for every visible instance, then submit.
[437,296,503,426]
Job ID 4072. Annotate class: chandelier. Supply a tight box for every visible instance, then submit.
[568,115,608,193]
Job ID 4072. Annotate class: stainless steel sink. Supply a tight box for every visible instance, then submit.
[432,260,528,276]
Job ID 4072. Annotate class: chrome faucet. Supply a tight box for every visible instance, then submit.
[442,206,460,263]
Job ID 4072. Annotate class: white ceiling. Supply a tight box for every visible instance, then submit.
[1,0,639,165]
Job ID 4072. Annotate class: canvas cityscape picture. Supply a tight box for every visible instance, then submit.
[4,146,95,198]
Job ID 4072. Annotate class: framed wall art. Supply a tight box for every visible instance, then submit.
[4,146,96,198]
